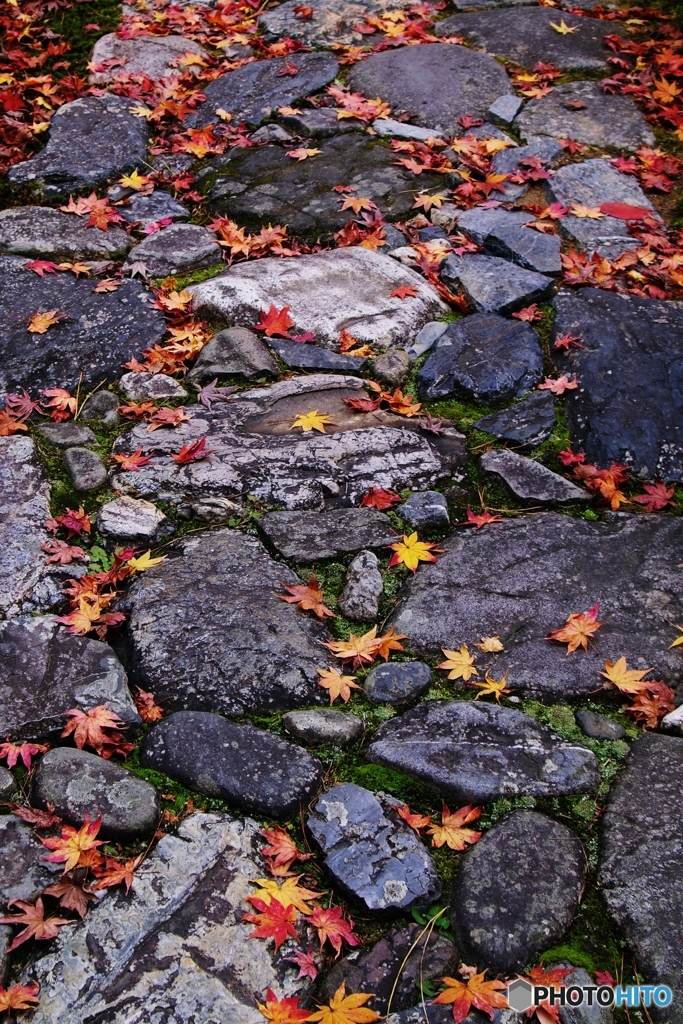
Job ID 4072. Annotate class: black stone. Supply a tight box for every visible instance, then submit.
[8,95,149,200]
[479,449,590,505]
[0,257,165,393]
[457,207,562,275]
[363,662,432,705]
[187,326,279,381]
[80,389,119,429]
[440,253,554,316]
[491,137,564,201]
[386,1008,456,1024]
[266,338,368,372]
[450,809,586,972]
[257,508,397,562]
[474,391,556,447]
[400,490,450,530]
[575,710,625,741]
[116,190,190,229]
[417,313,544,403]
[553,288,683,480]
[366,701,601,802]
[0,206,132,261]
[600,734,683,1023]
[140,711,322,817]
[0,817,59,905]
[276,106,364,138]
[125,223,221,277]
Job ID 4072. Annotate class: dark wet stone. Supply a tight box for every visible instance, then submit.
[80,390,119,428]
[479,449,590,505]
[257,508,396,562]
[450,809,586,972]
[63,447,107,492]
[440,253,554,316]
[371,349,410,388]
[0,615,139,741]
[346,44,512,135]
[37,422,97,448]
[338,550,384,622]
[417,226,449,243]
[140,710,322,817]
[8,95,149,201]
[553,288,683,479]
[0,257,165,394]
[277,106,364,138]
[251,123,294,144]
[387,1007,456,1024]
[400,490,450,530]
[437,8,624,70]
[0,817,59,905]
[457,207,562,274]
[474,391,556,447]
[201,134,444,241]
[116,189,190,229]
[265,338,367,373]
[307,783,441,910]
[363,662,432,705]
[0,207,132,261]
[32,748,160,839]
[492,136,564,201]
[559,967,615,1024]
[187,326,278,382]
[125,223,221,277]
[600,734,683,1023]
[282,709,363,747]
[188,52,339,128]
[258,0,414,47]
[516,81,654,152]
[487,93,524,127]
[407,320,449,360]
[0,767,15,802]
[367,701,600,802]
[318,924,457,1014]
[575,710,625,741]
[389,512,683,698]
[417,313,544,403]
[118,529,334,715]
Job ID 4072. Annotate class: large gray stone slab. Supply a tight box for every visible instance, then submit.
[553,288,683,480]
[346,44,512,136]
[389,512,683,698]
[437,8,624,70]
[491,136,564,201]
[8,94,149,201]
[109,375,466,510]
[23,813,316,1024]
[116,189,190,230]
[257,508,397,562]
[366,701,601,802]
[89,33,207,84]
[600,735,683,1024]
[125,223,221,277]
[0,615,139,740]
[440,253,554,316]
[37,422,97,449]
[307,784,441,910]
[474,390,556,447]
[457,207,562,274]
[0,817,59,906]
[0,207,132,261]
[480,449,591,504]
[187,326,278,382]
[0,256,165,393]
[450,809,586,972]
[259,0,414,47]
[516,81,655,152]
[188,52,338,128]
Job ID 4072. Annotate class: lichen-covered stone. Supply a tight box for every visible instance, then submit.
[0,207,132,261]
[338,550,384,622]
[89,33,208,84]
[282,709,363,747]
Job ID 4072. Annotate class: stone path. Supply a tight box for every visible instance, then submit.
[1,0,683,1020]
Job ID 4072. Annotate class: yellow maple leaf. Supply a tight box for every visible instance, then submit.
[215,107,233,121]
[130,105,154,118]
[472,671,513,703]
[388,533,440,572]
[569,204,604,219]
[437,645,477,682]
[286,148,321,161]
[427,803,482,850]
[475,636,504,653]
[323,626,380,668]
[549,18,578,33]
[669,626,683,649]
[127,551,166,572]
[278,105,301,116]
[27,309,67,333]
[307,983,381,1024]
[290,410,335,433]
[600,656,652,694]
[413,192,447,212]
[118,169,152,190]
[317,667,361,704]
[653,77,681,105]
[249,876,323,915]
[341,195,375,214]
[178,51,206,66]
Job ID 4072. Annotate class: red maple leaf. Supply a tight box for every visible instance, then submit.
[112,448,152,472]
[134,688,164,723]
[170,437,214,464]
[47,507,91,538]
[553,332,585,351]
[26,259,58,277]
[42,539,88,564]
[0,898,70,951]
[0,740,49,770]
[599,201,651,220]
[391,285,418,299]
[254,304,294,338]
[305,905,359,956]
[11,803,63,829]
[92,854,143,893]
[344,396,382,412]
[284,947,319,981]
[558,449,586,466]
[243,897,298,950]
[360,486,402,510]
[459,506,504,529]
[511,304,543,322]
[632,481,675,512]
[4,388,42,421]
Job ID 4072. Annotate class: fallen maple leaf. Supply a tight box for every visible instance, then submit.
[344,396,383,413]
[569,204,604,219]
[0,898,70,951]
[135,688,164,723]
[147,407,191,431]
[317,666,360,703]
[553,332,585,352]
[195,379,237,410]
[26,259,57,277]
[41,539,87,565]
[627,689,674,729]
[0,981,41,1015]
[471,671,514,702]
[0,410,28,436]
[341,195,375,215]
[43,873,97,918]
[306,906,360,958]
[433,971,508,1024]
[11,804,62,829]
[255,303,294,338]
[360,487,402,510]
[388,532,441,572]
[559,449,585,466]
[437,645,477,682]
[308,982,380,1024]
[171,437,213,464]
[249,876,323,915]
[475,636,504,652]
[323,626,381,669]
[391,285,418,299]
[243,897,298,950]
[27,309,68,333]
[599,201,651,220]
[118,169,152,190]
[91,854,143,893]
[601,656,652,694]
[118,401,157,421]
[0,740,48,771]
[538,375,578,395]
[550,17,577,32]
[459,506,504,529]
[427,803,482,850]
[41,387,76,421]
[290,410,335,433]
[256,987,312,1023]
[547,602,603,653]
[284,947,319,982]
[61,705,126,754]
[669,626,683,649]
[5,388,42,421]
[112,449,152,472]
[294,3,313,16]
[127,550,165,572]
[511,303,543,322]
[40,813,104,872]
[396,803,432,832]
[632,481,675,512]
[278,574,335,619]
[260,825,311,871]
[286,148,321,161]
[375,626,407,660]
[523,965,572,1024]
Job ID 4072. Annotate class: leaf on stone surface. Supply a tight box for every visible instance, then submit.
[475,636,504,652]
[340,195,375,214]
[5,388,42,421]
[390,285,418,299]
[0,410,29,436]
[569,204,604,220]
[61,705,127,754]
[413,192,447,212]
[523,965,573,1024]
[243,897,298,950]
[547,603,603,653]
[0,740,48,770]
[153,289,193,312]
[388,532,441,572]
[669,625,683,649]
[287,148,321,161]
[277,574,335,619]
[147,407,191,431]
[248,876,324,915]
[43,873,97,918]
[459,507,503,529]
[344,396,383,413]
[171,436,214,464]
[41,387,76,421]
[323,626,380,668]
[471,671,514,703]
[195,379,238,410]
[135,688,164,723]
[317,667,361,704]
[254,303,295,338]
[290,410,336,434]
[57,261,91,277]
[91,854,144,893]
[537,375,578,395]
[26,259,58,277]
[42,539,88,564]
[418,411,447,435]
[40,813,104,873]
[284,947,319,982]
[539,202,568,220]
[11,803,62,829]
[112,448,153,472]
[260,825,312,871]
[94,277,123,293]
[632,481,675,511]
[256,987,312,1023]
[626,689,675,729]
[511,303,543,322]
[27,309,69,334]
[308,982,380,1024]
[427,803,482,850]
[600,656,653,694]
[599,201,651,220]
[553,332,585,351]
[395,802,432,832]
[294,3,314,16]
[339,328,361,353]
[0,981,40,1015]
[375,626,407,660]
[127,550,166,572]
[433,971,508,1024]
[305,907,359,957]
[437,645,477,681]
[549,18,577,33]
[118,401,157,421]
[0,898,70,951]
[558,449,586,466]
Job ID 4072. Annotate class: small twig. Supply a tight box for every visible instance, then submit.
[385,906,449,1021]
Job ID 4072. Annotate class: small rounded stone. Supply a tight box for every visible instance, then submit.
[364,662,432,705]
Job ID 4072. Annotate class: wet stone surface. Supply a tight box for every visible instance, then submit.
[474,390,556,447]
[0,817,60,905]
[187,326,278,382]
[282,709,363,747]
[440,253,554,316]
[456,207,562,275]
[257,508,397,562]
[363,661,432,705]
[0,206,132,261]
[338,550,384,622]
[479,448,591,505]
[124,223,222,277]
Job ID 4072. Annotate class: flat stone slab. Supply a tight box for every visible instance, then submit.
[516,81,655,152]
[37,422,97,448]
[63,446,107,492]
[0,256,165,393]
[119,371,187,401]
[189,247,447,351]
[202,134,444,242]
[282,709,363,747]
[259,0,414,47]
[346,44,512,136]
[110,375,466,510]
[389,512,683,698]
[440,253,554,316]
[97,496,166,542]
[118,529,335,715]
[491,136,564,202]
[0,817,59,906]
[89,33,207,84]
[116,189,190,229]
[140,711,322,817]
[265,338,367,373]
[480,448,590,504]
[366,701,600,803]
[125,223,221,277]
[450,809,585,972]
[188,52,339,129]
[8,94,149,200]
[23,813,316,1024]
[457,207,562,275]
[438,8,623,70]
[187,326,278,381]
[31,747,160,839]
[307,783,441,910]
[257,508,397,562]
[364,661,432,705]
[553,288,683,479]
[417,313,544,403]
[0,207,132,261]
[0,615,139,740]
[474,390,556,447]
[600,735,683,1023]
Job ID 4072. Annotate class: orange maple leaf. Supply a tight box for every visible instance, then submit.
[433,971,508,1024]
[254,303,294,337]
[317,666,361,704]
[0,981,41,1014]
[41,387,76,421]
[40,813,104,872]
[27,309,68,333]
[260,825,311,871]
[92,854,143,893]
[305,905,359,956]
[360,487,401,509]
[256,988,311,1023]
[243,897,298,950]
[426,803,482,850]
[135,688,164,723]
[395,803,432,832]
[60,705,127,753]
[277,573,335,619]
[546,602,603,653]
[0,898,70,951]
[112,448,152,472]
[0,410,28,436]
[390,285,418,299]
